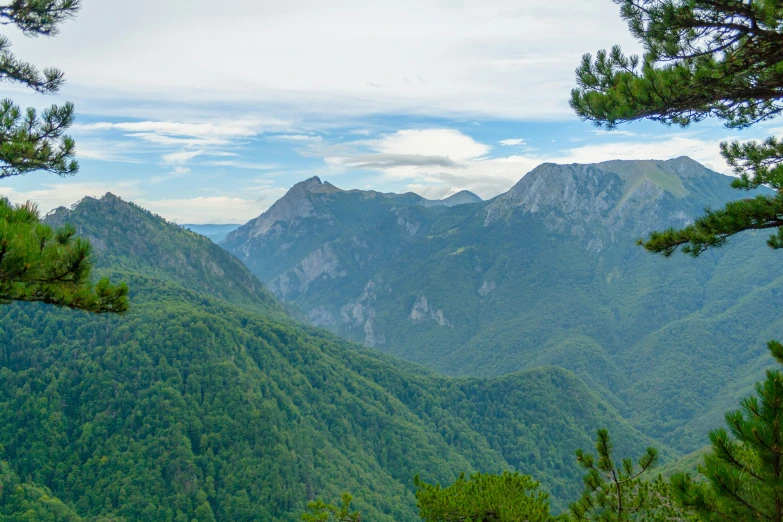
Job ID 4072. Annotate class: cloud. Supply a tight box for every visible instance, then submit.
[592,129,637,137]
[371,129,491,161]
[71,117,291,173]
[273,134,323,142]
[74,120,285,140]
[500,138,526,146]
[340,153,463,169]
[163,150,203,164]
[136,196,264,224]
[203,160,278,170]
[150,166,191,184]
[11,0,637,120]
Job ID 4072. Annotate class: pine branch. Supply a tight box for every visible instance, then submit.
[639,195,783,256]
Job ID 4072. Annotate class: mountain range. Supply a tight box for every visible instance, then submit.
[222,157,781,453]
[0,194,656,520]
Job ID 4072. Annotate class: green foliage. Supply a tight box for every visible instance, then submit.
[0,199,127,313]
[570,0,783,130]
[0,0,127,313]
[0,196,665,518]
[570,430,658,521]
[0,98,77,178]
[302,493,361,522]
[415,471,556,522]
[0,0,80,177]
[0,460,83,521]
[570,0,783,255]
[672,340,783,521]
[225,159,783,454]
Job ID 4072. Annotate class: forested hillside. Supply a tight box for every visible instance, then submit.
[223,157,780,452]
[0,195,655,520]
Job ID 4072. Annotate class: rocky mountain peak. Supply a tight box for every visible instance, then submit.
[292,176,343,195]
[485,162,622,225]
[443,190,483,206]
[482,158,732,245]
[225,177,343,243]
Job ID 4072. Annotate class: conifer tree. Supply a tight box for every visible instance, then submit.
[571,0,783,256]
[570,429,659,521]
[301,493,361,522]
[0,0,127,313]
[671,340,783,522]
[414,471,556,521]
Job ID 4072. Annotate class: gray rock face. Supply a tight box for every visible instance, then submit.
[484,163,623,228]
[341,277,386,346]
[410,295,452,327]
[482,158,726,250]
[222,157,746,356]
[225,177,341,246]
[268,243,344,299]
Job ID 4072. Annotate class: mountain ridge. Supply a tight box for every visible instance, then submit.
[221,157,779,454]
[0,190,662,519]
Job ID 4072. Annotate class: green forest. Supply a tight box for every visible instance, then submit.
[0,195,657,519]
[4,0,783,521]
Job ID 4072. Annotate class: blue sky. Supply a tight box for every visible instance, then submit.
[1,0,779,223]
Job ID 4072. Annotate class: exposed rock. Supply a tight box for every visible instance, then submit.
[308,306,337,327]
[410,295,452,327]
[268,243,343,299]
[340,277,386,346]
[225,177,342,246]
[396,209,421,239]
[478,281,496,296]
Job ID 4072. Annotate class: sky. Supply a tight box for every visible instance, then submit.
[1,0,780,224]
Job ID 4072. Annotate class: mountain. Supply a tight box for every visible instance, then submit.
[46,194,280,315]
[183,223,242,243]
[222,157,781,452]
[0,193,656,520]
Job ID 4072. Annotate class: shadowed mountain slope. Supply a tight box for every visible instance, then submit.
[222,157,780,452]
[0,194,656,520]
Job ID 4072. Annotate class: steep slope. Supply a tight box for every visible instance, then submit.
[45,194,281,315]
[0,197,657,520]
[223,157,779,453]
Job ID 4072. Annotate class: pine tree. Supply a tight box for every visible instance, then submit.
[671,340,783,522]
[571,0,783,256]
[569,429,659,521]
[414,471,556,521]
[0,0,127,312]
[301,493,361,522]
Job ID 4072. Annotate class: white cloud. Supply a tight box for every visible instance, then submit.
[500,138,526,146]
[150,166,191,184]
[372,129,491,161]
[204,160,278,170]
[163,150,203,164]
[273,134,323,142]
[9,0,636,119]
[74,120,285,139]
[136,196,264,224]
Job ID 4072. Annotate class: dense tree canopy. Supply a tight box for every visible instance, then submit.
[571,0,783,256]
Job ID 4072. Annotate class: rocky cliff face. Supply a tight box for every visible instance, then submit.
[222,157,749,367]
[483,158,730,250]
